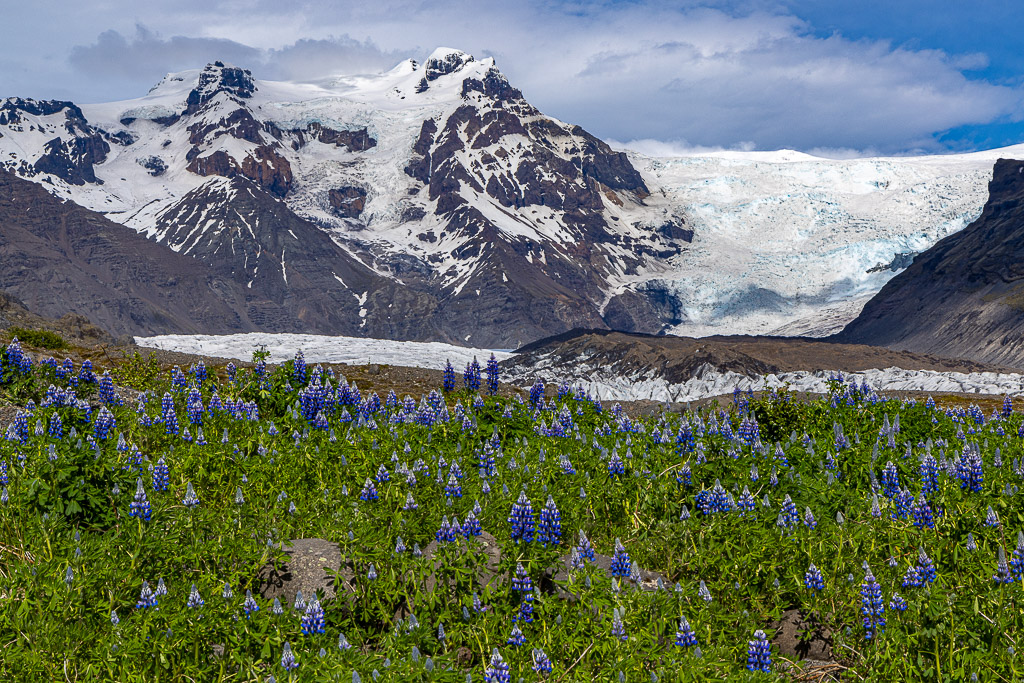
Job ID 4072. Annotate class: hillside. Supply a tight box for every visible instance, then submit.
[835,158,1024,367]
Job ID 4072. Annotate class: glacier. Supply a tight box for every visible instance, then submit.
[136,333,1024,403]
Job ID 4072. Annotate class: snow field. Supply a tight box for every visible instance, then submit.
[135,333,514,370]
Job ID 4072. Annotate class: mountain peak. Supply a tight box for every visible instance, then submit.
[423,48,476,82]
[185,62,257,114]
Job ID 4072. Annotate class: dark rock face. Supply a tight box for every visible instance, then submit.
[425,51,474,82]
[327,186,367,218]
[835,159,1024,368]
[291,123,376,152]
[185,62,256,115]
[0,169,268,336]
[137,156,167,177]
[398,66,684,348]
[187,147,293,198]
[0,99,113,185]
[33,135,109,185]
[603,283,687,334]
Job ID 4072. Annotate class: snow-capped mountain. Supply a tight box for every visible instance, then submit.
[0,51,685,347]
[0,49,1020,346]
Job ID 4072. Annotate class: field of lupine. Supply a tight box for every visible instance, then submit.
[0,338,1023,682]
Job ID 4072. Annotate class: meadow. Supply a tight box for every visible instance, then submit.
[0,338,1021,681]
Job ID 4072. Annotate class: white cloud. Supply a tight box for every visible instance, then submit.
[5,2,1023,152]
[66,25,407,98]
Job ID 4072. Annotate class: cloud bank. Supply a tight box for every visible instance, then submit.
[4,1,1023,154]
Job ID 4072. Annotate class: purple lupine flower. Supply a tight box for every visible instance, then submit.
[435,516,459,544]
[462,510,482,537]
[1010,531,1024,581]
[98,372,120,406]
[359,478,378,502]
[136,580,158,609]
[778,495,799,529]
[675,615,698,648]
[442,360,456,392]
[608,451,625,477]
[182,481,199,508]
[280,643,298,672]
[528,381,544,408]
[292,350,307,385]
[860,568,886,638]
[958,448,984,493]
[538,495,561,547]
[445,473,462,499]
[506,622,526,647]
[531,647,552,674]
[985,505,1000,528]
[129,478,151,522]
[803,507,817,530]
[508,491,535,543]
[152,457,169,492]
[737,486,756,515]
[912,493,934,530]
[576,531,596,562]
[994,546,1014,584]
[93,406,116,440]
[512,563,532,594]
[919,454,940,494]
[463,358,481,392]
[187,584,204,609]
[902,565,923,589]
[892,488,914,520]
[301,593,325,635]
[805,563,824,592]
[486,353,500,395]
[243,589,259,618]
[881,462,900,499]
[611,608,627,642]
[746,629,771,673]
[484,649,510,683]
[610,539,631,578]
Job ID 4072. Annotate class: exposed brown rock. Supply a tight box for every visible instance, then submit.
[328,186,367,218]
[187,146,293,197]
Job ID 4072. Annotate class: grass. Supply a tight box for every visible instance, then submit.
[0,340,1021,681]
[4,327,68,350]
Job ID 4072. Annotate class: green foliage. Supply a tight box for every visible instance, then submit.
[110,350,162,391]
[0,351,1021,681]
[6,326,68,350]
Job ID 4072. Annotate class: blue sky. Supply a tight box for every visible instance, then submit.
[2,1,1022,155]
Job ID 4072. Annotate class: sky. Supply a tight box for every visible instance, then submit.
[2,1,1023,156]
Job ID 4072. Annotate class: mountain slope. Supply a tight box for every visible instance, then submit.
[0,169,272,335]
[834,158,1024,367]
